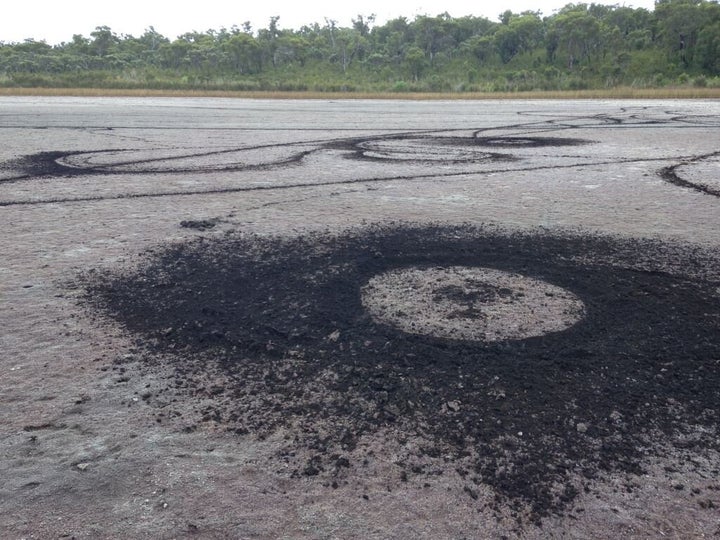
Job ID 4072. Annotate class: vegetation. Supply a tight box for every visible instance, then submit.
[2,0,720,94]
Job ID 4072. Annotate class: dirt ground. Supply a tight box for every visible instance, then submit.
[1,97,719,539]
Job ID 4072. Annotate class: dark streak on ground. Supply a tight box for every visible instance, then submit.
[0,155,678,208]
[328,136,512,164]
[0,146,314,184]
[78,224,720,523]
[0,129,441,186]
[0,128,683,208]
[473,136,590,148]
[2,111,718,206]
[659,151,720,198]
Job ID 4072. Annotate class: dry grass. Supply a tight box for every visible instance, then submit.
[1,86,720,100]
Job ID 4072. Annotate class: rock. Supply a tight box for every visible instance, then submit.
[446,400,461,412]
[576,422,588,434]
[76,462,89,471]
[328,330,341,342]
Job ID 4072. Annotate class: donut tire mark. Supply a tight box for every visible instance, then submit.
[0,145,315,184]
[79,224,720,522]
[326,135,517,164]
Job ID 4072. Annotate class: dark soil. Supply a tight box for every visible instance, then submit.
[179,218,219,231]
[78,223,720,523]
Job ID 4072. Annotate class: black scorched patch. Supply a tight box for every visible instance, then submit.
[80,224,720,520]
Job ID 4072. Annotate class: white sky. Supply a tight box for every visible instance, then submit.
[3,0,657,45]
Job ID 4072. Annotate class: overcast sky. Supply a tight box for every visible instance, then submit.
[3,0,657,45]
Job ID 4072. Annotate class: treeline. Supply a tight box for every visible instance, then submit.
[2,0,719,93]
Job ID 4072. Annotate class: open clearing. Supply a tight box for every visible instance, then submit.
[1,97,719,539]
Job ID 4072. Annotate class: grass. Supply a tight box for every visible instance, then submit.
[1,86,720,100]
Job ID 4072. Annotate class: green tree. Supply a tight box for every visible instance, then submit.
[404,45,427,80]
[372,17,412,64]
[223,33,261,73]
[696,20,720,72]
[159,39,192,69]
[462,34,495,64]
[655,0,706,67]
[550,6,602,69]
[90,26,119,57]
[493,12,543,63]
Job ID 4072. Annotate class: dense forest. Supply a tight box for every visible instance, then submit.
[2,0,719,93]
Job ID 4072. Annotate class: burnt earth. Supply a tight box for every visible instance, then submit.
[179,219,219,231]
[79,224,720,522]
[472,136,592,147]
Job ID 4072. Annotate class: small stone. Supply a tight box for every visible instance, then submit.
[576,422,588,433]
[76,462,89,471]
[328,330,341,342]
[446,400,461,412]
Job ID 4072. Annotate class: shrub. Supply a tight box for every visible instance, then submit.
[392,80,409,92]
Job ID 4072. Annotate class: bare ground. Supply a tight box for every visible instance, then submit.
[1,98,719,539]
